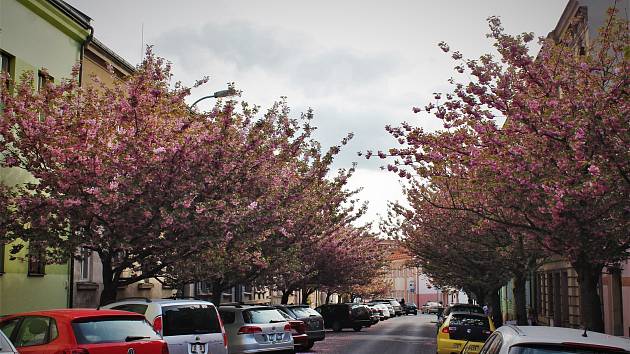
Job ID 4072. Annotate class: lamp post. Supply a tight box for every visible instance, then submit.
[189,88,237,112]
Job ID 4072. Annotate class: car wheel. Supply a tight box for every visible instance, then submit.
[353,326,362,332]
[332,321,342,332]
[304,340,314,350]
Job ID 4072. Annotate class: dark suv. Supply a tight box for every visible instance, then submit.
[274,305,325,350]
[315,303,372,332]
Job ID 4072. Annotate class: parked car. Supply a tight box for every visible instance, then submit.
[421,301,443,315]
[382,303,396,317]
[315,304,372,332]
[0,328,18,354]
[438,303,485,324]
[479,325,630,354]
[218,305,294,354]
[103,297,227,354]
[369,302,393,321]
[273,305,324,350]
[366,304,385,321]
[437,311,495,354]
[275,309,308,352]
[363,305,380,326]
[373,299,403,316]
[403,303,418,315]
[0,309,167,354]
[442,303,484,317]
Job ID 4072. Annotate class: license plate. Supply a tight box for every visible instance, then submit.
[191,343,206,353]
[463,345,479,353]
[276,333,283,341]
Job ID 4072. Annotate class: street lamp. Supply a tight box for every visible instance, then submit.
[189,88,237,112]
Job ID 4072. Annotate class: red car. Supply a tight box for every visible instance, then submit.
[286,319,309,351]
[0,309,168,354]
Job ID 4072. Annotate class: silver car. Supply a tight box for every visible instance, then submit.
[103,298,228,354]
[0,329,18,354]
[219,305,294,354]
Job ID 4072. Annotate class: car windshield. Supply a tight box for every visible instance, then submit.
[449,314,489,328]
[72,317,160,344]
[290,307,320,317]
[243,308,286,324]
[162,304,222,336]
[509,344,630,354]
[390,300,401,307]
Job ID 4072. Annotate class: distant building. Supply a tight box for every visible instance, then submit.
[0,0,91,315]
[382,240,465,306]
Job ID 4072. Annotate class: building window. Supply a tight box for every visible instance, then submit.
[78,247,91,281]
[37,70,53,91]
[1,51,12,92]
[1,52,10,73]
[28,252,46,276]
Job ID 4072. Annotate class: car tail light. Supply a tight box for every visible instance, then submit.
[161,342,170,354]
[238,325,263,335]
[284,323,292,332]
[217,309,228,349]
[290,321,306,334]
[441,326,450,334]
[64,349,89,354]
[153,315,163,334]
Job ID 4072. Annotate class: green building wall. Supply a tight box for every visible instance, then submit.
[0,0,90,315]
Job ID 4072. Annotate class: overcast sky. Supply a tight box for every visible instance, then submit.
[66,0,568,234]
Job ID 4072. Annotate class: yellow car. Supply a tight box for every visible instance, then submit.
[436,312,495,354]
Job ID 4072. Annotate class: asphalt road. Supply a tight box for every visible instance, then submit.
[302,313,438,354]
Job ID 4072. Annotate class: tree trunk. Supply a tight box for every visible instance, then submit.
[573,260,605,333]
[99,255,118,306]
[325,292,332,304]
[281,289,292,304]
[489,288,503,328]
[211,281,224,305]
[513,271,528,325]
[302,288,314,305]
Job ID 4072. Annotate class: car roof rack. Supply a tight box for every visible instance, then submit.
[162,296,201,300]
[219,302,244,308]
[114,297,153,303]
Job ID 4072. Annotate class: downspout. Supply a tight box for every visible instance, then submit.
[78,24,94,86]
[69,24,93,309]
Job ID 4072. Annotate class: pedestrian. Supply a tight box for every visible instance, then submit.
[400,298,406,307]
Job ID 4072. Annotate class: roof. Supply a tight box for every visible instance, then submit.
[1,309,145,321]
[47,0,91,29]
[500,325,630,349]
[89,37,136,74]
[549,0,580,41]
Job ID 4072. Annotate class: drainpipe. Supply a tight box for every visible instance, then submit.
[78,24,94,86]
[69,24,93,309]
